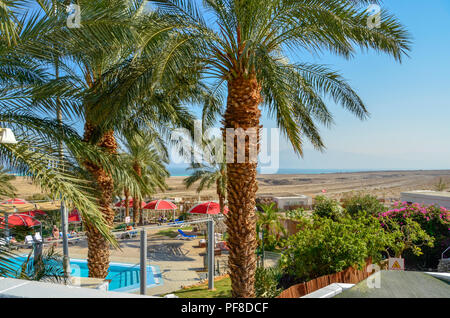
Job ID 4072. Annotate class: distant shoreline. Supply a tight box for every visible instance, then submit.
[168,168,450,177]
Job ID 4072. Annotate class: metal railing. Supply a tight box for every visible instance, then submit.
[442,246,450,259]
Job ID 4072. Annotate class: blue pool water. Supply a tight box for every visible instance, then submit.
[6,256,163,292]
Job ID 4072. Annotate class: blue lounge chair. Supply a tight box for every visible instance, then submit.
[168,219,184,226]
[177,229,197,240]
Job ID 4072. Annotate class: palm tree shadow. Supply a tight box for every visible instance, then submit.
[147,242,195,262]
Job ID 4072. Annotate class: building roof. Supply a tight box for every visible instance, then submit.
[401,190,450,199]
[336,271,450,298]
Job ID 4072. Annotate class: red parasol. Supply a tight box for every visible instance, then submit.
[143,200,177,210]
[1,198,29,205]
[0,213,41,228]
[21,210,46,217]
[68,209,81,223]
[188,202,228,215]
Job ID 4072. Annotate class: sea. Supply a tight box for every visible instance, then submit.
[167,167,385,177]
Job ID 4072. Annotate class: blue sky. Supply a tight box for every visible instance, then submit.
[267,0,450,170]
[171,0,450,171]
[30,1,450,171]
[253,0,450,170]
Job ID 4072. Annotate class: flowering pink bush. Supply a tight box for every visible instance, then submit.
[378,202,449,261]
[378,201,450,236]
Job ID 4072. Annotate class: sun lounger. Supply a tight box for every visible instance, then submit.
[168,220,184,226]
[176,229,197,240]
[0,237,20,251]
[25,233,43,246]
[120,230,138,239]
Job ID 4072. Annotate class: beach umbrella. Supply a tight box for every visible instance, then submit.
[68,209,81,223]
[143,200,178,222]
[1,198,29,205]
[143,200,177,210]
[0,213,41,228]
[21,210,47,217]
[188,202,228,215]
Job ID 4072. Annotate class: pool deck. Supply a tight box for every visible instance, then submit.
[15,227,228,296]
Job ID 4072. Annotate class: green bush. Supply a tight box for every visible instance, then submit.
[380,216,434,258]
[312,195,344,220]
[280,215,388,282]
[254,265,283,298]
[11,225,34,241]
[25,193,50,201]
[285,208,307,220]
[377,202,448,269]
[342,193,385,217]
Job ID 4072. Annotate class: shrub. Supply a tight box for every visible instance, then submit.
[254,265,283,298]
[312,195,344,220]
[285,208,307,220]
[378,202,450,237]
[342,193,385,217]
[25,193,50,201]
[378,202,448,267]
[380,216,434,258]
[280,214,388,282]
[11,225,33,242]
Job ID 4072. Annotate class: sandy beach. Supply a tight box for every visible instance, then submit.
[9,170,450,202]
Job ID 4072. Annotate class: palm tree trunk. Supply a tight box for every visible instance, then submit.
[132,162,142,224]
[217,180,224,214]
[223,75,262,298]
[83,122,117,278]
[124,188,130,217]
[138,198,144,226]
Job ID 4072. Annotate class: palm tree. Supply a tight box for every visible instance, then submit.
[1,245,68,284]
[0,1,115,241]
[13,0,218,278]
[120,130,169,225]
[0,167,16,198]
[0,0,192,278]
[184,138,227,213]
[256,203,286,247]
[149,0,410,297]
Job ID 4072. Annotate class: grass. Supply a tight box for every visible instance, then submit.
[156,229,179,238]
[156,226,193,238]
[170,276,232,298]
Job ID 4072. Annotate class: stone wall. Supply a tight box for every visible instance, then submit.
[437,258,450,272]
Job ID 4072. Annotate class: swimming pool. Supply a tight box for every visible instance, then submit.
[6,256,163,292]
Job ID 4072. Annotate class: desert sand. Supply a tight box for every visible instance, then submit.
[155,170,450,201]
[8,170,450,202]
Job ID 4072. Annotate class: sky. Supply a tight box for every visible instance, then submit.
[169,0,450,171]
[26,1,450,172]
[262,0,450,170]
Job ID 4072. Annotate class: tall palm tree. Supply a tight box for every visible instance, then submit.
[120,130,169,225]
[23,0,218,278]
[149,0,410,297]
[1,0,207,278]
[184,138,227,213]
[0,1,114,240]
